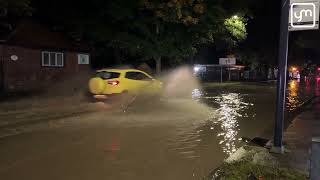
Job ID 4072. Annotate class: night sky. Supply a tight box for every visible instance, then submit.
[245,0,320,66]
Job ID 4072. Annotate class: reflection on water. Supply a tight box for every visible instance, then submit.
[212,93,253,155]
[190,80,316,157]
[286,79,317,111]
[287,80,299,111]
[163,81,315,179]
[195,92,253,155]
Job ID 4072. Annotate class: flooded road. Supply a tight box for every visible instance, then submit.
[0,80,318,180]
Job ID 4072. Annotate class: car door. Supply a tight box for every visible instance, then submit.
[124,71,153,94]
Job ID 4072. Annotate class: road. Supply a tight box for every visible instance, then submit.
[0,80,317,180]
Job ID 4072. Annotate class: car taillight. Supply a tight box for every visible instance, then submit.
[107,80,120,86]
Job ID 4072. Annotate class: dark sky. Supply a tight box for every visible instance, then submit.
[244,0,282,64]
[246,0,320,66]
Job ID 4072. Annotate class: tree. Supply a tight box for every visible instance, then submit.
[106,0,248,74]
[31,0,248,73]
[0,0,31,17]
[0,0,31,37]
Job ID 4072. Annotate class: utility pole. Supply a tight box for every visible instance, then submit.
[272,0,290,153]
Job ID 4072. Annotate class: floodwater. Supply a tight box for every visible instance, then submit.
[0,74,318,180]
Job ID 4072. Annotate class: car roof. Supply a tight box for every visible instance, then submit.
[96,68,147,74]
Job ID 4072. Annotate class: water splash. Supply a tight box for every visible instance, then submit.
[161,66,200,98]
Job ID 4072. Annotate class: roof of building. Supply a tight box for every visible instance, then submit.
[0,20,90,52]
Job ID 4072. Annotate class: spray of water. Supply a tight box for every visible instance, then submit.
[161,66,200,99]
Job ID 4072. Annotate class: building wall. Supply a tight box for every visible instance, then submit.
[1,45,90,92]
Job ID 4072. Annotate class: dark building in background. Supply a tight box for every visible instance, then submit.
[0,21,91,92]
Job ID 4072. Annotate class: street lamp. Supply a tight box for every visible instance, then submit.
[232,15,239,19]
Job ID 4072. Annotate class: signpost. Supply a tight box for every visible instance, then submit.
[219,58,236,83]
[272,0,319,153]
[219,58,236,65]
[272,0,290,153]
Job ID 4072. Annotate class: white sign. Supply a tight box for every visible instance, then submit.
[10,55,18,61]
[78,54,90,64]
[219,58,236,65]
[289,0,320,31]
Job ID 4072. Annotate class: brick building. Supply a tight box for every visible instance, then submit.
[0,21,91,92]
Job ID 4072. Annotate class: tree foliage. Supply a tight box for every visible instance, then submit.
[117,0,246,62]
[224,16,247,41]
[6,0,248,69]
[0,0,31,35]
[0,0,31,16]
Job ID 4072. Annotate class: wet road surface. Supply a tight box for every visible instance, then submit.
[0,80,317,180]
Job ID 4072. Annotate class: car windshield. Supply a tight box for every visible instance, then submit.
[96,71,120,79]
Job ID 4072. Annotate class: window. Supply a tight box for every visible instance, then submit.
[96,71,120,79]
[125,72,152,81]
[78,54,90,64]
[42,51,64,67]
[56,53,63,66]
[42,53,49,66]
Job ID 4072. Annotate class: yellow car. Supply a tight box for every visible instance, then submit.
[88,69,162,100]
